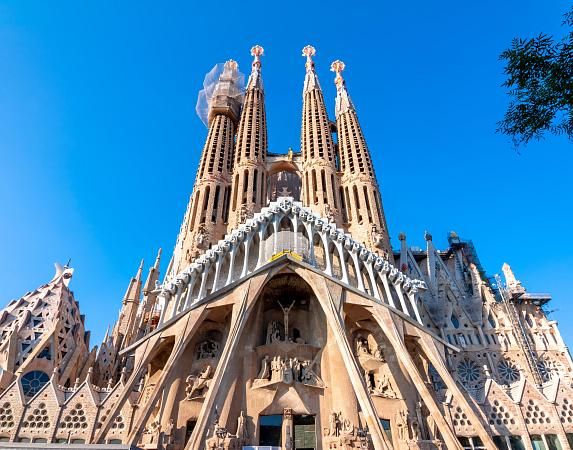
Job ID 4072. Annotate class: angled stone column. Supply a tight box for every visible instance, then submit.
[295,268,393,450]
[185,269,275,449]
[369,304,465,450]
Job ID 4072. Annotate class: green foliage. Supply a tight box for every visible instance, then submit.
[498,7,573,146]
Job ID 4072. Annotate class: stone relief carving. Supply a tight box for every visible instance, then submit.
[370,224,387,251]
[354,333,386,372]
[195,224,211,251]
[205,414,247,450]
[325,411,354,437]
[185,365,213,400]
[236,411,249,440]
[253,354,324,388]
[264,299,306,345]
[266,320,283,344]
[369,371,397,398]
[395,410,408,441]
[142,419,161,445]
[238,204,254,224]
[163,418,174,445]
[196,339,220,359]
[323,204,335,222]
[323,411,371,448]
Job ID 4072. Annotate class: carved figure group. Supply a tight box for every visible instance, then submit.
[254,354,324,388]
[354,335,385,361]
[266,321,282,344]
[205,413,248,450]
[395,409,421,442]
[325,411,355,437]
[195,224,210,250]
[186,365,212,400]
[197,339,220,359]
[370,372,396,398]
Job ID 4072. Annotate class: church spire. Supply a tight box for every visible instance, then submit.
[170,60,242,274]
[246,44,264,90]
[300,45,342,225]
[115,260,144,346]
[331,60,392,258]
[228,45,268,228]
[331,60,355,115]
[302,44,321,93]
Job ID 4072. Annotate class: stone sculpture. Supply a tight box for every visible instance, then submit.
[197,339,220,359]
[186,365,212,400]
[254,354,324,388]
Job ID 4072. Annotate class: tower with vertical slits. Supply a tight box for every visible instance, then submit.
[299,45,343,226]
[331,60,392,258]
[169,60,242,275]
[228,45,268,229]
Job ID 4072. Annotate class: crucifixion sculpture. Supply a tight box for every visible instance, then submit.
[277,299,296,341]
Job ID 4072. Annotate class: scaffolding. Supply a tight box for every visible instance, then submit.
[494,274,544,387]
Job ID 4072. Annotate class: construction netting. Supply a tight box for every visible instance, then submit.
[195,60,245,126]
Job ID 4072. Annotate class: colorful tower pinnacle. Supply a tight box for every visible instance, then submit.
[331,60,392,257]
[228,45,268,229]
[300,45,342,225]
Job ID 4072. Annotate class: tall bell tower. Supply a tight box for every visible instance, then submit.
[300,45,343,226]
[228,45,268,229]
[331,60,392,257]
[170,60,242,275]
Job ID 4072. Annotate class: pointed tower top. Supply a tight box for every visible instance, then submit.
[154,248,162,269]
[247,45,264,90]
[302,45,321,93]
[251,45,264,66]
[331,59,355,116]
[330,59,345,84]
[224,59,238,72]
[302,45,316,71]
[137,259,144,279]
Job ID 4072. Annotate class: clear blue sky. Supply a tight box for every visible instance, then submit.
[1,1,571,348]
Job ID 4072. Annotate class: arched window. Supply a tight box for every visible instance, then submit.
[268,170,301,202]
[21,370,49,397]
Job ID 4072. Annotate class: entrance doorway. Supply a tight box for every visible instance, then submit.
[294,415,316,450]
[259,415,282,447]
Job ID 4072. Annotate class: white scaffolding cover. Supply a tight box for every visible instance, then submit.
[195,61,245,127]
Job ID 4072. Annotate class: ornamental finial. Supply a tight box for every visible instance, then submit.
[250,45,264,68]
[225,59,239,71]
[302,45,316,70]
[331,60,345,86]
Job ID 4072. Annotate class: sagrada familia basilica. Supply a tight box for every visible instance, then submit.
[1,45,572,450]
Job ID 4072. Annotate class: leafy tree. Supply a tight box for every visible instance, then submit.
[498,7,573,146]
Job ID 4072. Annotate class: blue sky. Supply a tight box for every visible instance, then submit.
[1,1,571,348]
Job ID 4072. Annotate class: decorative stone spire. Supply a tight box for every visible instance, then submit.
[302,45,321,92]
[300,45,342,225]
[228,45,268,228]
[331,60,392,258]
[115,260,144,346]
[144,248,161,294]
[331,60,355,115]
[247,45,264,90]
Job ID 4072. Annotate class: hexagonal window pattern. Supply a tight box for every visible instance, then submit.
[21,371,49,397]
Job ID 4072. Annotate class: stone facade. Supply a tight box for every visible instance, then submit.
[1,45,572,450]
